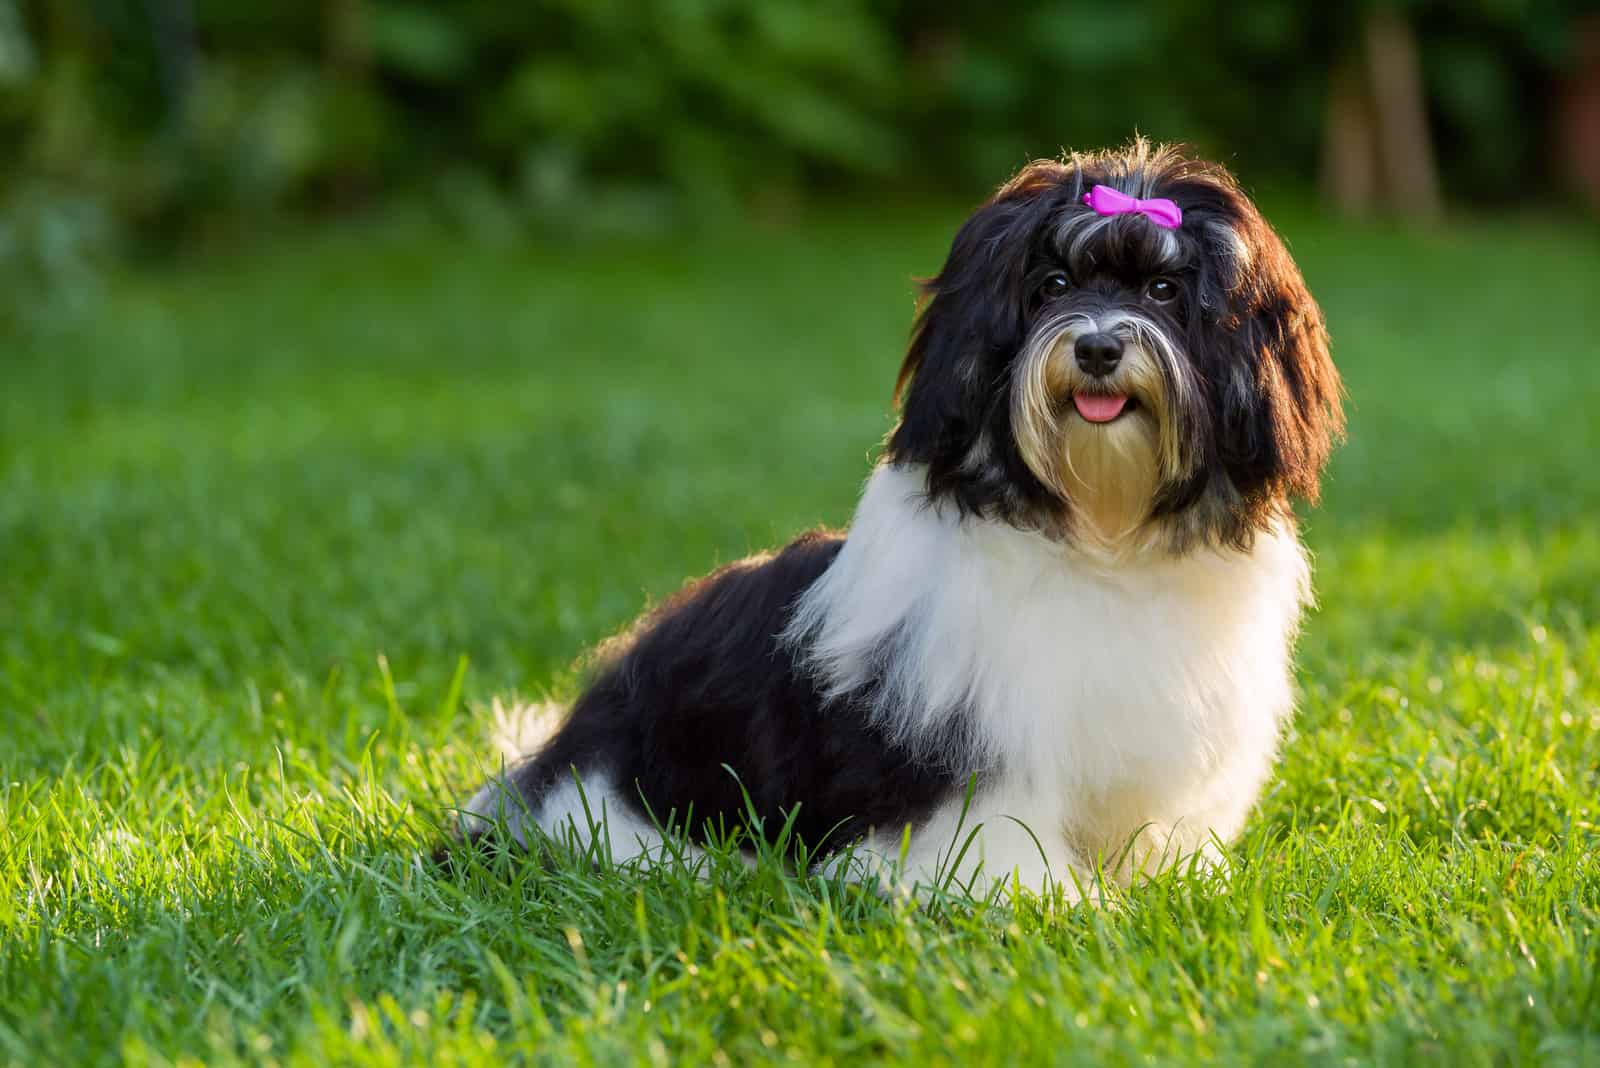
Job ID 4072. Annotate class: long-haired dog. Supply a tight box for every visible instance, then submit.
[454,139,1343,898]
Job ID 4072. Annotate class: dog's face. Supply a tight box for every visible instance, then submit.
[887,140,1344,552]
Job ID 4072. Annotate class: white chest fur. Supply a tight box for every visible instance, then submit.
[788,464,1311,893]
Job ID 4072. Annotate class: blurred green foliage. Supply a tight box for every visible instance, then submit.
[0,0,1588,330]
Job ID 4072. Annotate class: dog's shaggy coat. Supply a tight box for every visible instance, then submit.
[457,140,1343,896]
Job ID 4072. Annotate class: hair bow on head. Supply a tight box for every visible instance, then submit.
[1081,185,1183,230]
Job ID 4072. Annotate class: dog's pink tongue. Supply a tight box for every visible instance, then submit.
[1072,393,1129,423]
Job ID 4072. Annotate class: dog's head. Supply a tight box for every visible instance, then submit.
[887,139,1343,552]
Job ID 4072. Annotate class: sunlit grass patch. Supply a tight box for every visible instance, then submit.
[2,206,1597,1064]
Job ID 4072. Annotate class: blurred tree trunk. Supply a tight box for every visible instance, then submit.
[1364,6,1440,220]
[1320,5,1441,221]
[1556,15,1600,213]
[1322,58,1379,216]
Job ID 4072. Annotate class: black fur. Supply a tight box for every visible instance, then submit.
[478,532,965,860]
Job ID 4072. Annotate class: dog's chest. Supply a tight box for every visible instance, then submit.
[940,535,1302,795]
[791,465,1310,803]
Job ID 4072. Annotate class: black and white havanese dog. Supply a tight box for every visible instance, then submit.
[454,139,1344,898]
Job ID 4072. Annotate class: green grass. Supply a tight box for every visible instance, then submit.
[3,202,1599,1066]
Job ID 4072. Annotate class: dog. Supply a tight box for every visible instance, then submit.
[453,139,1343,898]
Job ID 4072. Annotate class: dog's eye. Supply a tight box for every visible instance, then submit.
[1040,272,1070,299]
[1145,277,1178,303]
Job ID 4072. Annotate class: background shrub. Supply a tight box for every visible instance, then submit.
[0,0,1593,330]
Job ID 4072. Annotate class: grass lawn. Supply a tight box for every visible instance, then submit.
[2,202,1598,1066]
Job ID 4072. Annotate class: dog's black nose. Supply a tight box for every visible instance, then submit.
[1074,333,1124,377]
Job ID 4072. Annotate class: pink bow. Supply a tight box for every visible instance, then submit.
[1081,185,1183,230]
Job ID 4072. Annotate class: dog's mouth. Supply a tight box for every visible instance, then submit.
[1071,392,1140,424]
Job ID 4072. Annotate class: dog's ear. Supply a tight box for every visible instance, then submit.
[887,166,1070,468]
[1191,179,1345,509]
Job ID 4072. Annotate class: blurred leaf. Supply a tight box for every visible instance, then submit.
[1025,5,1155,68]
[749,2,898,91]
[0,0,34,87]
[189,61,326,201]
[1428,39,1518,126]
[948,47,1026,113]
[372,5,473,84]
